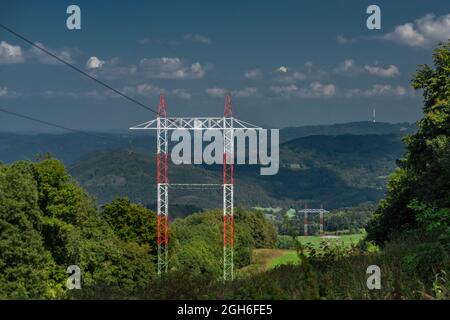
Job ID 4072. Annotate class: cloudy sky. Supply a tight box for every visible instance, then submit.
[0,0,449,132]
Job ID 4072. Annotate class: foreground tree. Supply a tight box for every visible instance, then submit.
[367,41,450,246]
[0,159,156,298]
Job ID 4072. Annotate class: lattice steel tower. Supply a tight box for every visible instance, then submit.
[130,94,260,280]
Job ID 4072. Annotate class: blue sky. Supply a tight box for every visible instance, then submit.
[0,0,449,132]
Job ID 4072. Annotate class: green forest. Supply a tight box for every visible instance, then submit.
[1,42,450,300]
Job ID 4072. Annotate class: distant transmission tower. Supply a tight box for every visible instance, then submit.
[299,204,329,237]
[130,94,261,280]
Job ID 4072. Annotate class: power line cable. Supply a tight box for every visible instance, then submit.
[0,106,129,142]
[0,23,159,115]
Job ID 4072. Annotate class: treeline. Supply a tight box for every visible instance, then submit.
[366,42,450,251]
[0,157,276,299]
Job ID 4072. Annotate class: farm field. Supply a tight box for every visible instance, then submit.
[269,232,366,269]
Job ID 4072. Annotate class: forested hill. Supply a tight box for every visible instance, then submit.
[280,121,415,142]
[0,122,410,212]
[0,121,413,164]
[70,133,405,213]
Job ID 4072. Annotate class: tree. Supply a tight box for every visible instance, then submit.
[0,158,157,298]
[101,198,157,249]
[367,41,450,244]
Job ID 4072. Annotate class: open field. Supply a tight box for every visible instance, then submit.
[269,232,366,269]
[298,232,366,249]
[238,249,292,274]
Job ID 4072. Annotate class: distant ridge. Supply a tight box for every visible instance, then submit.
[280,121,416,142]
[0,121,415,164]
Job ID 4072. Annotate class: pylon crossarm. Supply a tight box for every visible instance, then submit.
[130,117,261,130]
[298,209,330,213]
[131,94,254,281]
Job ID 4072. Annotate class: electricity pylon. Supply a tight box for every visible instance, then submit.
[130,94,261,280]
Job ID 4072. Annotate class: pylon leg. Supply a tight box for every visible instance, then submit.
[319,210,324,237]
[304,204,308,237]
[223,95,234,281]
[156,95,169,275]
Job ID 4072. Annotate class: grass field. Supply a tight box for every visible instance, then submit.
[238,249,292,274]
[239,233,366,274]
[269,232,366,269]
[298,233,366,249]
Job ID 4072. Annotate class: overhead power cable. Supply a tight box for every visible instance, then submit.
[0,106,124,141]
[0,23,158,114]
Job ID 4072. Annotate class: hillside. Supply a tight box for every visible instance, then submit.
[280,121,415,142]
[69,133,405,213]
[0,122,410,213]
[0,121,412,164]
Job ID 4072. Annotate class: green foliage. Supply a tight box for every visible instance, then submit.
[409,200,450,247]
[172,207,277,277]
[101,198,157,248]
[0,158,156,299]
[367,41,450,245]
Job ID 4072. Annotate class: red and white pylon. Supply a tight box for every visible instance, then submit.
[223,95,234,281]
[299,205,329,238]
[156,95,169,275]
[319,204,324,237]
[304,203,308,237]
[130,94,261,280]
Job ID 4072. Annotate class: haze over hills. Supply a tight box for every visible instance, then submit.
[0,122,411,214]
[0,122,413,164]
[280,121,415,142]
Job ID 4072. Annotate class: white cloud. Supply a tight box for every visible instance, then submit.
[140,57,206,79]
[275,72,306,84]
[270,84,298,96]
[86,56,105,70]
[334,59,360,75]
[0,86,19,98]
[0,41,24,64]
[206,87,258,98]
[0,86,8,97]
[335,59,400,78]
[231,87,258,98]
[88,57,137,80]
[383,13,450,48]
[345,84,413,98]
[336,35,356,45]
[184,33,212,45]
[271,82,336,98]
[61,84,165,99]
[206,87,227,98]
[343,88,362,98]
[275,66,288,73]
[87,56,208,81]
[301,82,336,98]
[137,84,163,96]
[364,64,400,77]
[364,84,408,97]
[172,88,192,100]
[29,42,78,65]
[244,68,263,80]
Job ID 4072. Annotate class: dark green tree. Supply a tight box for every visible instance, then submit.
[101,198,157,249]
[0,158,157,299]
[367,41,450,244]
